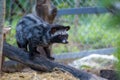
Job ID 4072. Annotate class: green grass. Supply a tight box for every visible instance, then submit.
[55,14,120,53]
[5,17,20,46]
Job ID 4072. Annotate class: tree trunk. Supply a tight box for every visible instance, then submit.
[3,42,107,80]
[35,0,57,58]
[36,0,57,24]
[0,0,5,75]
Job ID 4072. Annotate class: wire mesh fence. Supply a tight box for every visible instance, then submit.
[52,0,99,8]
[51,0,118,53]
[5,0,118,54]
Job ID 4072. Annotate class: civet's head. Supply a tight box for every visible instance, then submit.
[49,24,70,44]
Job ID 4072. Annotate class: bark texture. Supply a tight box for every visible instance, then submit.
[3,42,107,80]
[0,0,5,75]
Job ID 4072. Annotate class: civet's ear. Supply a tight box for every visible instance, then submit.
[65,26,70,31]
[50,27,57,34]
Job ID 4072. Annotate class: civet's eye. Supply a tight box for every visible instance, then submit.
[51,28,56,34]
[53,29,56,33]
[59,35,62,38]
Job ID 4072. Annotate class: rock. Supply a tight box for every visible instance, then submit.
[69,54,118,75]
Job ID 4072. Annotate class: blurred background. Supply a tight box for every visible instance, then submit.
[5,0,120,54]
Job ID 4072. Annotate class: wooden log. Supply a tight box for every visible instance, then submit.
[0,0,5,76]
[100,70,118,80]
[2,60,26,73]
[1,27,12,73]
[3,42,107,80]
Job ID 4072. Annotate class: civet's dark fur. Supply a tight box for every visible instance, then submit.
[16,14,70,60]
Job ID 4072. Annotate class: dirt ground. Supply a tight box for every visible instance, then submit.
[1,68,79,80]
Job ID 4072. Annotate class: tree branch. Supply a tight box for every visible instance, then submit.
[3,42,106,80]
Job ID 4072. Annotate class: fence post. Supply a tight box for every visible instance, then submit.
[0,0,5,76]
[74,0,80,31]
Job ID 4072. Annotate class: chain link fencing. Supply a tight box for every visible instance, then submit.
[5,0,118,54]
